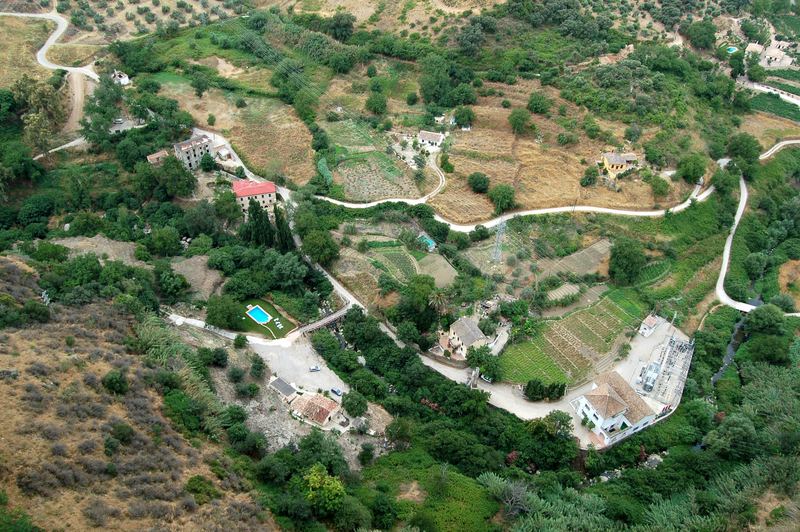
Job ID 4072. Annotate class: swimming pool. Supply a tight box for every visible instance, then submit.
[418,234,436,250]
[726,46,738,54]
[246,305,272,325]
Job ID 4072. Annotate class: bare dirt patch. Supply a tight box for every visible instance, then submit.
[397,480,427,503]
[332,248,384,310]
[779,259,800,308]
[54,235,146,268]
[171,255,223,300]
[159,83,242,131]
[192,56,244,78]
[417,254,458,288]
[46,43,102,67]
[0,16,53,87]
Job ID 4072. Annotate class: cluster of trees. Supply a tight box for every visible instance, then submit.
[523,378,567,401]
[466,345,502,382]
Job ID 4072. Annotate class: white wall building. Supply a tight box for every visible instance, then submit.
[571,371,657,447]
[448,317,488,358]
[232,179,277,217]
[418,130,445,148]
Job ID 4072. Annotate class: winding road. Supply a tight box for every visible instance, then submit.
[0,10,99,82]
[8,9,800,327]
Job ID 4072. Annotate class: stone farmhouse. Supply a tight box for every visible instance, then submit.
[146,149,169,166]
[232,180,277,218]
[601,152,638,179]
[173,135,212,171]
[448,317,488,358]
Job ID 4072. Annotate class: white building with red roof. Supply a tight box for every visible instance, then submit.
[232,179,277,216]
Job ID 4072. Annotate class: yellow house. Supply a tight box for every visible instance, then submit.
[601,152,639,179]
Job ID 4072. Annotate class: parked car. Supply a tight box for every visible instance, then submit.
[480,374,493,384]
[309,365,321,372]
[330,387,343,396]
[113,118,124,124]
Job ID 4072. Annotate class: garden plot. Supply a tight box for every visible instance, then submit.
[323,118,381,148]
[417,254,458,288]
[334,152,421,201]
[537,239,611,277]
[370,248,419,283]
[500,294,643,386]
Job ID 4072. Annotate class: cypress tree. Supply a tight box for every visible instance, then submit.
[274,206,295,252]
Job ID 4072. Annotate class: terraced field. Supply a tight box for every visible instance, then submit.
[372,248,418,282]
[500,293,644,386]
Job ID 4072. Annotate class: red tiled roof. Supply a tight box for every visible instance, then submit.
[293,394,340,425]
[232,180,277,198]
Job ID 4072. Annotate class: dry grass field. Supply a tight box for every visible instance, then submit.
[157,76,315,183]
[0,256,263,530]
[739,111,800,148]
[430,79,693,224]
[0,16,54,87]
[334,151,421,201]
[46,43,103,67]
[779,259,800,309]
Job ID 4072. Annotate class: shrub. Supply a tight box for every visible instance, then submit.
[467,172,489,193]
[527,91,552,114]
[406,92,418,105]
[102,370,128,395]
[235,97,247,108]
[185,475,220,505]
[488,184,516,214]
[250,356,266,379]
[235,382,260,398]
[227,366,245,383]
[234,334,247,348]
[110,423,134,445]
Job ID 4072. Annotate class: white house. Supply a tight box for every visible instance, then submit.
[571,371,656,447]
[448,317,488,358]
[418,130,445,148]
[232,179,277,217]
[111,70,130,86]
[173,135,211,171]
[638,314,661,337]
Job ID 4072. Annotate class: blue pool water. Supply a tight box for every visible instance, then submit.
[246,305,272,325]
[726,46,738,54]
[418,235,435,249]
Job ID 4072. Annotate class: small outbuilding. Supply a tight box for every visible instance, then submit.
[111,70,130,86]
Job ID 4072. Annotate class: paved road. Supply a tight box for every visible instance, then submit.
[0,11,99,81]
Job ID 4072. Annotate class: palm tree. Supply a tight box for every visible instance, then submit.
[428,289,447,314]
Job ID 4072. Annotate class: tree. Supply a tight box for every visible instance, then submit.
[609,237,646,285]
[327,12,356,41]
[303,230,340,266]
[480,356,502,382]
[334,496,372,531]
[704,413,759,460]
[190,73,210,97]
[744,304,785,336]
[365,92,387,115]
[468,172,490,193]
[727,133,762,165]
[206,295,244,330]
[366,64,377,77]
[419,53,451,104]
[454,106,475,127]
[250,355,266,378]
[148,226,181,256]
[524,378,546,401]
[214,190,243,227]
[682,20,717,49]
[508,108,531,135]
[769,293,795,313]
[274,206,295,252]
[488,184,516,214]
[457,23,485,55]
[466,345,491,368]
[199,152,216,172]
[397,321,420,345]
[743,252,768,280]
[406,92,418,105]
[747,334,790,365]
[729,50,746,78]
[676,153,707,183]
[303,463,345,516]
[527,91,552,114]
[342,390,368,417]
[625,123,642,142]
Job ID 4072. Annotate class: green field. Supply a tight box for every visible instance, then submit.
[766,80,800,97]
[237,298,295,339]
[501,339,570,384]
[373,248,418,282]
[500,292,644,385]
[360,448,499,531]
[769,69,800,83]
[750,93,800,122]
[323,119,381,147]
